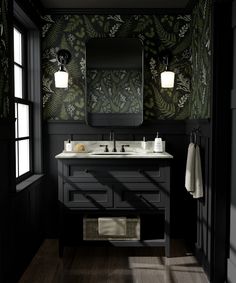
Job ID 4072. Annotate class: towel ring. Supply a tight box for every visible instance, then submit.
[190,127,200,145]
[190,132,197,144]
[193,131,197,145]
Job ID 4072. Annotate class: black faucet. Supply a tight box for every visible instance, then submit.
[121,144,130,152]
[110,131,117,152]
[100,144,109,152]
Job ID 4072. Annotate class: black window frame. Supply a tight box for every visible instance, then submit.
[13,23,33,183]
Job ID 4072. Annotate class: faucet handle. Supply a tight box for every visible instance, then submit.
[100,144,109,152]
[121,145,130,152]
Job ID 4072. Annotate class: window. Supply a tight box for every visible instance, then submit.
[14,25,32,181]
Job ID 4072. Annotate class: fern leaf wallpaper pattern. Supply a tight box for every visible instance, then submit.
[42,0,212,121]
[87,69,142,113]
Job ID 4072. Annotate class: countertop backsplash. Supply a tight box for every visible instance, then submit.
[63,140,166,154]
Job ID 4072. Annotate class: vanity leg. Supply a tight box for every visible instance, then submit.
[165,207,171,258]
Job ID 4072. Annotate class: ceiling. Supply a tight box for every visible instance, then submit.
[40,0,190,9]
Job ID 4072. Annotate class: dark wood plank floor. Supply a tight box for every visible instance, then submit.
[18,239,209,283]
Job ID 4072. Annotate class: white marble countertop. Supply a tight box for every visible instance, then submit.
[55,151,173,159]
[55,140,173,159]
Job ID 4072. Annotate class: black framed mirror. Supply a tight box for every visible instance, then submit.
[86,38,143,127]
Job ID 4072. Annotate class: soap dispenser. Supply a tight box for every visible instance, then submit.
[153,132,163,153]
[65,139,72,152]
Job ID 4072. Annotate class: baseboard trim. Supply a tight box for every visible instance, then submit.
[227,258,236,283]
[195,244,210,281]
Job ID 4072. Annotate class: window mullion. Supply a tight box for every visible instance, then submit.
[14,62,24,69]
[16,137,30,141]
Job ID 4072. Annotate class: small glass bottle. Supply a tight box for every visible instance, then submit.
[153,132,163,153]
[141,136,147,151]
[65,139,72,152]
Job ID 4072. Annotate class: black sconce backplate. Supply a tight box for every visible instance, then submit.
[57,49,71,65]
[159,50,173,65]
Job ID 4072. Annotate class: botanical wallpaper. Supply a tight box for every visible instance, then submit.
[190,0,212,118]
[42,0,212,121]
[42,14,192,121]
[0,0,9,119]
[87,69,142,113]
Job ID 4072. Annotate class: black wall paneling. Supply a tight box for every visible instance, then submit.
[185,120,212,276]
[0,122,13,283]
[227,0,236,282]
[8,177,45,283]
[0,122,44,283]
[211,1,232,282]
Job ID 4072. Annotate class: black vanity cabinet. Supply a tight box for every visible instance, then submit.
[57,158,171,256]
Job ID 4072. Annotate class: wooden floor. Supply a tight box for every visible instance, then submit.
[18,239,209,283]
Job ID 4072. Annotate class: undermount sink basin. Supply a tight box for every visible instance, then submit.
[90,152,135,156]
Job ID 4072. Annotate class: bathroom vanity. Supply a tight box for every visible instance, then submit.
[56,142,173,257]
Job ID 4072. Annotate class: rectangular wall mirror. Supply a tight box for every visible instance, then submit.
[86,38,143,127]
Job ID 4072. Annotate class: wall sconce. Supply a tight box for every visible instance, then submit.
[160,51,175,88]
[54,49,71,88]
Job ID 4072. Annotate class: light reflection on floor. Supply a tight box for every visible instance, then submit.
[19,239,209,283]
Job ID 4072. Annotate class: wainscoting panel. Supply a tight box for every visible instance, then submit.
[0,122,12,283]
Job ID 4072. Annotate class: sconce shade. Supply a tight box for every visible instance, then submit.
[161,70,175,88]
[54,70,69,88]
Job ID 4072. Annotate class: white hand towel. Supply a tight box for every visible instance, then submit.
[191,145,203,199]
[98,217,126,236]
[185,143,196,192]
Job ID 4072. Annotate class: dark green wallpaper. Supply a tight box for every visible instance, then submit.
[42,14,192,121]
[190,0,212,118]
[0,0,10,119]
[42,0,212,121]
[87,69,142,113]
